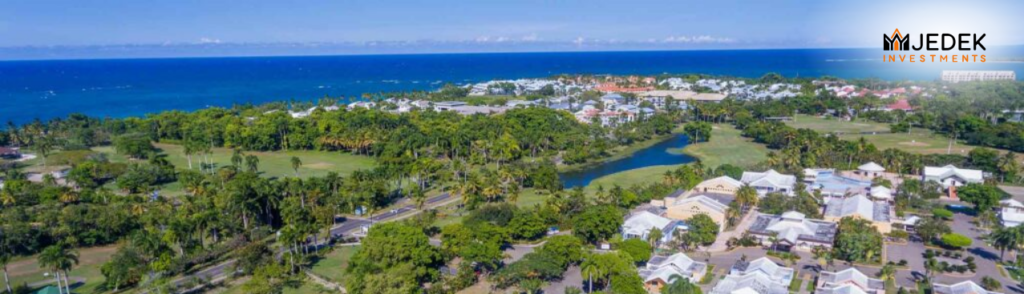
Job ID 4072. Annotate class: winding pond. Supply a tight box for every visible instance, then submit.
[559,133,696,188]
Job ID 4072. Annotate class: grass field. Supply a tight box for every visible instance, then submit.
[0,244,118,294]
[309,245,361,284]
[785,114,996,156]
[681,124,770,168]
[786,114,891,134]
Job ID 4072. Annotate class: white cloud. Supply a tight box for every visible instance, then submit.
[661,35,735,44]
[198,37,222,44]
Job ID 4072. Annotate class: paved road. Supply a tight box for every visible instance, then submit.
[164,192,453,292]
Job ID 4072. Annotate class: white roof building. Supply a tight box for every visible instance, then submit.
[1000,199,1024,228]
[933,280,1002,294]
[825,194,891,222]
[741,170,797,196]
[639,253,708,286]
[923,165,984,188]
[824,194,893,233]
[869,186,892,201]
[747,211,838,250]
[711,257,793,294]
[816,268,884,294]
[621,211,684,244]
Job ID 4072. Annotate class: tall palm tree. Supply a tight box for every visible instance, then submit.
[290,156,302,177]
[580,257,602,293]
[38,244,78,294]
[990,227,1020,261]
[878,264,896,284]
[736,185,758,213]
[0,245,12,294]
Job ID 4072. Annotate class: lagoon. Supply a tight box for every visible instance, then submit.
[559,133,694,188]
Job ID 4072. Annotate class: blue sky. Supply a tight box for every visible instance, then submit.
[2,0,1023,58]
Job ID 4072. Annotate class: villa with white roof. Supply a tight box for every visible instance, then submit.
[1000,199,1024,227]
[660,191,734,232]
[868,186,893,202]
[640,252,708,292]
[816,268,884,294]
[747,211,838,251]
[741,170,797,196]
[855,162,886,179]
[923,165,984,188]
[621,211,685,245]
[933,281,1003,294]
[710,257,793,294]
[823,194,893,233]
[694,176,744,195]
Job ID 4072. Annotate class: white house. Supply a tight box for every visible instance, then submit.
[823,194,893,233]
[640,253,708,292]
[933,281,1002,294]
[741,170,797,196]
[747,211,838,251]
[855,162,886,179]
[1000,199,1024,227]
[923,165,984,188]
[868,186,892,201]
[710,257,793,294]
[816,268,884,294]
[621,211,684,244]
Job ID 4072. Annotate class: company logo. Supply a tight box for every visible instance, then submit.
[882,28,987,62]
[883,29,909,51]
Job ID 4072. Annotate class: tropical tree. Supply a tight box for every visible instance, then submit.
[290,156,302,177]
[38,244,79,294]
[989,227,1020,261]
[663,274,702,294]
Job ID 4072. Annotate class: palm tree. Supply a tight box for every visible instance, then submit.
[736,185,758,213]
[290,156,302,177]
[1,246,12,294]
[245,155,260,172]
[231,149,244,168]
[648,228,664,248]
[879,264,896,284]
[38,244,78,294]
[663,274,699,294]
[580,257,602,293]
[990,227,1020,261]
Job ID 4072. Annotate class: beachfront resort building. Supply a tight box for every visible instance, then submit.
[741,170,797,196]
[923,165,984,188]
[621,211,685,245]
[1000,199,1024,228]
[640,253,708,292]
[747,211,838,251]
[693,176,744,195]
[941,70,1016,83]
[710,257,794,294]
[638,90,728,109]
[823,194,893,233]
[815,268,884,294]
[933,281,1003,294]
[658,191,733,232]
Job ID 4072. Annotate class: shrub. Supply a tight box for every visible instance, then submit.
[941,233,972,249]
[932,208,954,219]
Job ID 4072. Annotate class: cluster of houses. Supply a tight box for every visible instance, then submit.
[645,247,999,294]
[620,161,1004,293]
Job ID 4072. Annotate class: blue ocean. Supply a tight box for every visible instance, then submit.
[2,48,1023,125]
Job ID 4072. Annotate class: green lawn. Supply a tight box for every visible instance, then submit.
[786,114,891,134]
[789,277,804,292]
[681,124,770,168]
[309,245,361,284]
[0,244,118,294]
[584,164,683,193]
[784,114,996,156]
